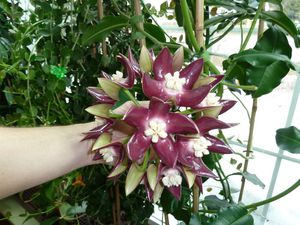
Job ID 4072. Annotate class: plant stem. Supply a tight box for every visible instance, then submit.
[111,188,117,225]
[133,0,146,46]
[229,90,251,121]
[180,0,200,52]
[192,184,200,213]
[97,0,107,56]
[238,98,257,202]
[195,0,204,46]
[240,0,265,51]
[222,81,257,91]
[164,213,170,225]
[112,0,130,19]
[123,89,140,106]
[115,183,121,225]
[246,179,300,209]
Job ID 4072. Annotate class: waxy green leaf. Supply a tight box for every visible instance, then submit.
[276,126,300,154]
[82,16,129,45]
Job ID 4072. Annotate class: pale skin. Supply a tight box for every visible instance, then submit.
[0,122,98,199]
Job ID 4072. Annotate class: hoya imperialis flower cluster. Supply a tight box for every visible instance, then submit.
[84,47,236,201]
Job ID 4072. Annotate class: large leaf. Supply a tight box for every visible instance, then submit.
[261,11,299,47]
[204,195,231,210]
[144,23,166,45]
[82,16,129,45]
[210,205,253,225]
[226,27,295,97]
[276,126,300,154]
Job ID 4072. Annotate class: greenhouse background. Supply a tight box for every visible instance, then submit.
[0,0,299,225]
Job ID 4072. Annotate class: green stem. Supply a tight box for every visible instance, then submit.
[246,179,300,209]
[212,154,229,201]
[123,89,140,106]
[109,112,124,119]
[180,0,200,52]
[240,0,265,51]
[198,179,300,214]
[222,81,257,91]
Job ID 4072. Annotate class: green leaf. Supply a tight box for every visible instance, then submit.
[82,16,129,45]
[209,205,254,225]
[50,65,67,79]
[242,171,265,189]
[227,27,295,97]
[260,11,299,47]
[276,126,300,153]
[204,195,231,210]
[144,23,166,44]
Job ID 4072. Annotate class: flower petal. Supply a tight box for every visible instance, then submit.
[116,54,136,88]
[153,48,173,81]
[125,163,145,196]
[149,97,170,119]
[123,105,149,128]
[128,47,141,78]
[173,46,184,72]
[143,176,154,202]
[176,85,211,107]
[126,131,151,162]
[180,58,203,89]
[167,185,181,200]
[152,136,177,168]
[82,119,114,141]
[142,74,170,101]
[220,100,237,114]
[195,117,232,134]
[205,134,233,154]
[98,77,121,100]
[167,112,198,134]
[87,87,116,104]
[209,75,224,87]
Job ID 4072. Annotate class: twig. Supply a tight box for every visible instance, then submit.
[134,0,146,46]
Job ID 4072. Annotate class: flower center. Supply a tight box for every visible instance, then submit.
[202,93,220,107]
[164,71,186,91]
[99,147,116,163]
[112,71,125,82]
[162,168,182,187]
[193,137,212,158]
[144,120,167,143]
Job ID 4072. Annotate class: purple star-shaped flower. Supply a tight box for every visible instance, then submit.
[123,97,198,167]
[142,48,222,107]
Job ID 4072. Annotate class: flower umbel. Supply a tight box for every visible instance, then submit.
[84,47,235,202]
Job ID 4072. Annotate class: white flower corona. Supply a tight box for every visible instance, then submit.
[193,137,212,157]
[162,169,182,187]
[165,71,186,91]
[202,93,220,107]
[112,71,125,82]
[144,120,167,143]
[99,147,116,163]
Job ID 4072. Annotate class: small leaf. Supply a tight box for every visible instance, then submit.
[147,164,158,191]
[50,65,67,79]
[202,106,222,118]
[242,171,265,189]
[125,163,145,196]
[92,133,112,151]
[98,78,121,100]
[276,126,300,153]
[230,158,237,165]
[85,104,112,118]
